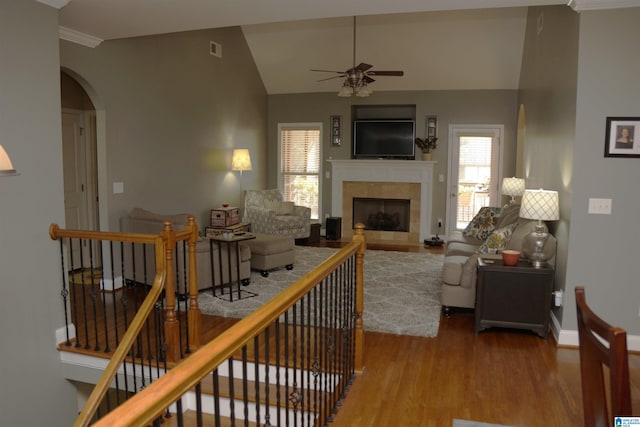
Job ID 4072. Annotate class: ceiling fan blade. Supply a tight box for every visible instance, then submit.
[310,69,345,74]
[355,63,373,72]
[317,75,346,82]
[362,75,376,84]
[367,70,404,77]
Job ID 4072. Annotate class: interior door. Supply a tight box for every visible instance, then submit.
[62,109,90,267]
[446,125,503,234]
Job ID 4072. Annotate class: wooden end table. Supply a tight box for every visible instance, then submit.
[475,257,554,339]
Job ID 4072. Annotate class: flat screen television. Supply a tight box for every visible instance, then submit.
[352,119,416,159]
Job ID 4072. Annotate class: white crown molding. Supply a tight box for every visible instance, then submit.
[568,0,640,12]
[35,0,71,9]
[59,26,103,48]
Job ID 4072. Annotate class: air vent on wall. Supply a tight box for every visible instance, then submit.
[210,41,222,58]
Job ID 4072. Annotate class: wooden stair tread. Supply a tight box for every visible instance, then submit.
[163,410,258,427]
[198,373,328,410]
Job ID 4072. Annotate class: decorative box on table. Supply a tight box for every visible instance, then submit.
[210,206,239,227]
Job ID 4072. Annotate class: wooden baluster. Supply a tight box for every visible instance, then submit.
[352,222,366,373]
[161,221,181,363]
[186,215,202,351]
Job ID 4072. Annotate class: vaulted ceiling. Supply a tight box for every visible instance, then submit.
[50,0,637,94]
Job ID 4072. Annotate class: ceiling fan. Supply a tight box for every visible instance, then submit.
[310,16,404,97]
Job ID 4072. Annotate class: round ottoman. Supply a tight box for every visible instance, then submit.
[244,234,295,277]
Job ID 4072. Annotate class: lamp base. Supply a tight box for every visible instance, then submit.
[522,221,551,268]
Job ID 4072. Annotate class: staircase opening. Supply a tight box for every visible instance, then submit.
[353,197,410,232]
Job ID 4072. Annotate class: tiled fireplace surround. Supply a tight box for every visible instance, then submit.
[329,160,435,243]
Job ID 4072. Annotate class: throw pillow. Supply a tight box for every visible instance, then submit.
[478,222,518,254]
[494,203,520,229]
[460,254,479,289]
[462,206,501,241]
[276,201,295,215]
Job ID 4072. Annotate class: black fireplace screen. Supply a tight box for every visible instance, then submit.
[353,197,410,232]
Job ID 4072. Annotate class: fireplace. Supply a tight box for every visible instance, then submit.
[353,198,410,232]
[329,159,434,243]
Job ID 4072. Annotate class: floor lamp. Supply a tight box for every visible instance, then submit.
[232,149,252,211]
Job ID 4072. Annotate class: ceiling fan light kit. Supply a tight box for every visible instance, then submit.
[311,16,404,98]
[338,82,354,97]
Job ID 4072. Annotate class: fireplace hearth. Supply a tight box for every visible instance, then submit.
[353,198,410,232]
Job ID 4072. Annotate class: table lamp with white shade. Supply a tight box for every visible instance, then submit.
[519,189,559,268]
[0,144,18,176]
[501,177,525,204]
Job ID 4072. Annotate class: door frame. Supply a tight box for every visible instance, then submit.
[62,108,98,232]
[445,124,504,235]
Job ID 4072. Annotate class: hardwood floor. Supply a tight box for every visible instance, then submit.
[307,237,640,426]
[66,237,640,426]
[333,314,582,426]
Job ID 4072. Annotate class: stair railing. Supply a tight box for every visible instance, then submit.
[90,224,366,427]
[50,217,202,426]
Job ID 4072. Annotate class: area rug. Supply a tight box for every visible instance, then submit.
[198,246,443,338]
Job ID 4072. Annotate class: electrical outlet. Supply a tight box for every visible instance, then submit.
[437,218,443,228]
[554,290,563,307]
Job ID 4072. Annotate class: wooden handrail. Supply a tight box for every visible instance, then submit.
[50,225,167,427]
[92,224,367,427]
[49,223,160,244]
[50,218,202,426]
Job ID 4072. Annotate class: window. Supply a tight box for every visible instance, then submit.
[278,123,322,220]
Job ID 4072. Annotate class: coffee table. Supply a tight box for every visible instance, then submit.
[209,232,256,302]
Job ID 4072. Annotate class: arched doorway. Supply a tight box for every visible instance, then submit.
[517,104,526,178]
[60,69,108,235]
[61,70,98,233]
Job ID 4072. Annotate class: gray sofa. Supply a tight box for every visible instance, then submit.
[440,203,556,316]
[119,208,251,292]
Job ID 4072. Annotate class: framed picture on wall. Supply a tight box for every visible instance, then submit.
[330,115,342,146]
[604,117,640,157]
[426,115,437,139]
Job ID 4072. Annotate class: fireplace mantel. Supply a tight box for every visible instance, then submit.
[328,159,435,242]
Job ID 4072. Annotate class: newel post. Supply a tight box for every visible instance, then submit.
[160,222,181,363]
[352,222,366,373]
[186,216,202,351]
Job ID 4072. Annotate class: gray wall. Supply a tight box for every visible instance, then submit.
[60,27,268,230]
[0,0,77,424]
[518,6,579,326]
[562,7,640,333]
[268,90,519,231]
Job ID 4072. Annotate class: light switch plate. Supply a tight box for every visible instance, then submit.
[113,182,124,194]
[588,198,611,215]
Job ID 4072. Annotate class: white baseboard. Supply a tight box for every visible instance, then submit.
[56,323,76,345]
[100,275,125,291]
[551,311,640,351]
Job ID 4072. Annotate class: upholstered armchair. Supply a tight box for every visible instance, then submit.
[243,189,311,239]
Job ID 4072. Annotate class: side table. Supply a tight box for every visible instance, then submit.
[205,222,251,238]
[209,232,256,302]
[475,257,554,339]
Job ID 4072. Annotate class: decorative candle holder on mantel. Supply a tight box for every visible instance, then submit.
[416,115,438,161]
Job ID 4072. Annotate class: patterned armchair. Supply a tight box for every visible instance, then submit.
[243,189,311,239]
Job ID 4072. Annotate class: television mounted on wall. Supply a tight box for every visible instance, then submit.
[352,119,416,159]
